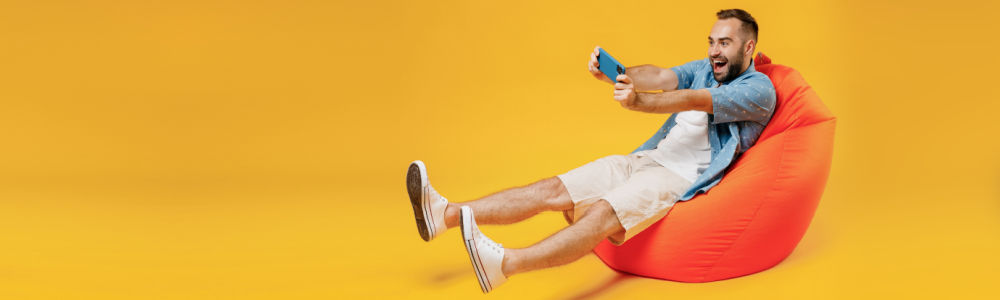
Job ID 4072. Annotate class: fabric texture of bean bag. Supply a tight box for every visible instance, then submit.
[592,53,836,282]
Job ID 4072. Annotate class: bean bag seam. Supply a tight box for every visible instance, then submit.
[697,129,790,281]
[768,66,836,131]
[782,85,835,129]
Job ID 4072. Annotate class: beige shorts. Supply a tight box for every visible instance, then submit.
[556,151,692,245]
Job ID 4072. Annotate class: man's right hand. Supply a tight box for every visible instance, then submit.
[588,46,615,85]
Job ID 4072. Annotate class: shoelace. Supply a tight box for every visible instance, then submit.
[425,185,448,205]
[476,230,503,253]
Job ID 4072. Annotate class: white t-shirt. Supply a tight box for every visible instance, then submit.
[644,111,712,184]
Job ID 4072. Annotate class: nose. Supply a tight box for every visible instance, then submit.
[708,44,721,57]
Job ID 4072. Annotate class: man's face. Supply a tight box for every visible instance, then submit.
[707,18,752,83]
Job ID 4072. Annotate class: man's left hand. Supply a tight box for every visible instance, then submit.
[613,74,638,109]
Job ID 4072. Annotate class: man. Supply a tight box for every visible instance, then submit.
[407,9,775,293]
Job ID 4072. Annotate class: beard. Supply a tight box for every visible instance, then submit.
[712,53,745,83]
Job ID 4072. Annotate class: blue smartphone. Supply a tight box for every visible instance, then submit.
[597,48,626,82]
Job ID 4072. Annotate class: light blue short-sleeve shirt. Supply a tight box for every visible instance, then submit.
[633,58,776,200]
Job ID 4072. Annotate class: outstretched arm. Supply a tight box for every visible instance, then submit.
[626,64,680,92]
[613,74,713,114]
[588,46,679,92]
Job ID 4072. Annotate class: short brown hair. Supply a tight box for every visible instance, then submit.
[716,9,758,42]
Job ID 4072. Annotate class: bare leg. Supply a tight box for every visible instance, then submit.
[500,199,624,277]
[444,177,573,229]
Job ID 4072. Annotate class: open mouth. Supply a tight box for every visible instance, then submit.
[712,59,727,73]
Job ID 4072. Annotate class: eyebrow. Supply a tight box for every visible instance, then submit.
[708,36,734,42]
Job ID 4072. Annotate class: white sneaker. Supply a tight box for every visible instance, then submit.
[406,160,449,241]
[460,206,507,293]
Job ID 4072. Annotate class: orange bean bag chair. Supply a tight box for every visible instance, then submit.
[592,53,836,282]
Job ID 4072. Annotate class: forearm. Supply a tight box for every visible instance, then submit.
[624,64,678,92]
[629,89,713,114]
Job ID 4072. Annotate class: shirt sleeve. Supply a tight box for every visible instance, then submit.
[669,59,708,90]
[706,73,776,125]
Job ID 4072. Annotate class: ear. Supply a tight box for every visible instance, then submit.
[744,39,756,57]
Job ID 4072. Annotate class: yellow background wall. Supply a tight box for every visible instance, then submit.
[0,0,997,298]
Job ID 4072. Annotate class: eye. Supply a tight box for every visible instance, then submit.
[721,41,729,47]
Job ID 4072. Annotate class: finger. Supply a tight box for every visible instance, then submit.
[615,82,632,89]
[615,74,632,84]
[614,91,631,102]
[594,45,601,55]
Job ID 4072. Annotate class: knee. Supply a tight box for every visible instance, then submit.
[539,177,573,210]
[583,199,616,220]
[581,199,624,236]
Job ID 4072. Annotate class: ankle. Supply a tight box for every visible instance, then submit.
[500,249,518,277]
[444,203,460,228]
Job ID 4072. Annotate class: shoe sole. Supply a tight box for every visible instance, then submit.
[461,207,491,293]
[407,161,432,241]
